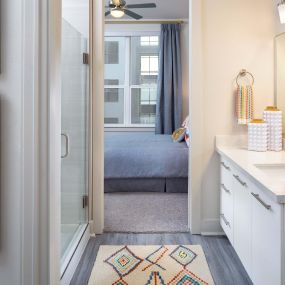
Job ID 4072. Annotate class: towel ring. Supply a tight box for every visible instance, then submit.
[236,69,255,86]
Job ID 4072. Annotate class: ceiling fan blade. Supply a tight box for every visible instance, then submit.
[124,9,143,20]
[125,3,156,9]
[105,10,111,16]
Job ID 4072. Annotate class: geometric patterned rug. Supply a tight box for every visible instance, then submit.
[88,245,215,285]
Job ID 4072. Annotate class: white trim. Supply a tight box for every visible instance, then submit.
[21,0,62,283]
[201,218,222,234]
[125,36,131,125]
[60,225,90,285]
[105,18,189,23]
[104,127,155,132]
[104,85,126,88]
[91,0,105,234]
[201,232,226,236]
[104,122,156,128]
[21,0,39,283]
[188,0,203,234]
[105,31,160,37]
[48,0,62,282]
[60,224,89,277]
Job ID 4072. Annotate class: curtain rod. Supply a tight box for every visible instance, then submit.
[105,20,185,24]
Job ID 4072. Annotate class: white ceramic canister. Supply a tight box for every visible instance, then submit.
[248,119,268,152]
[263,106,283,152]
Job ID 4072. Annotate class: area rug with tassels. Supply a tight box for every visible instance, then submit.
[88,245,215,285]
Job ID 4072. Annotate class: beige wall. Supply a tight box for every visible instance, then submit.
[191,0,276,233]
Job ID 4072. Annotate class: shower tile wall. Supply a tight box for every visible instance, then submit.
[61,19,88,227]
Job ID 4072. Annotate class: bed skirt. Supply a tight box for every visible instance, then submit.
[104,178,188,193]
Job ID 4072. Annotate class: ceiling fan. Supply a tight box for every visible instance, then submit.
[105,0,157,20]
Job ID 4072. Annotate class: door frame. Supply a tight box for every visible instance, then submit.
[21,0,111,284]
[90,0,105,235]
[91,0,204,235]
[188,0,204,234]
[21,0,62,284]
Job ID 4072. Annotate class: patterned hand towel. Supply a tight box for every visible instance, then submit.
[236,85,253,125]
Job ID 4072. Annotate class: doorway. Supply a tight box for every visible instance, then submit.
[102,20,190,232]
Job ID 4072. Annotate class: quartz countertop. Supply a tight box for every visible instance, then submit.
[216,135,285,204]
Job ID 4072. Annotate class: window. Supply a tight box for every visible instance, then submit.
[140,36,159,46]
[141,56,159,76]
[104,41,119,64]
[104,88,119,102]
[104,35,160,127]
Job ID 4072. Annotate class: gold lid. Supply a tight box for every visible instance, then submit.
[265,106,280,111]
[250,119,265,124]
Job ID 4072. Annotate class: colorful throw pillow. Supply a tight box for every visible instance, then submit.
[172,128,186,142]
[182,115,190,147]
[182,115,190,128]
[185,128,190,147]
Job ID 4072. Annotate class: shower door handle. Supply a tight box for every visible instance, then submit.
[61,133,69,159]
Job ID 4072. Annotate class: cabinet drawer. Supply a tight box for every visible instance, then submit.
[220,210,233,245]
[220,157,234,244]
[221,158,232,188]
[220,184,234,244]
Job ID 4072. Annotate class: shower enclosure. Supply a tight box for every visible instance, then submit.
[60,6,90,274]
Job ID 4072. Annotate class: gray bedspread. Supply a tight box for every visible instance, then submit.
[104,133,188,179]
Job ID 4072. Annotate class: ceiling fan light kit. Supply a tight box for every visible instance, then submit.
[111,7,125,18]
[105,0,157,20]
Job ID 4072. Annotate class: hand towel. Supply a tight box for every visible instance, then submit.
[236,85,253,125]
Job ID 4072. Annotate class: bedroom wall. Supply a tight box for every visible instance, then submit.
[191,0,276,233]
[104,22,189,132]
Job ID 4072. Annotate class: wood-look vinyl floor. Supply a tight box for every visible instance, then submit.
[70,233,252,285]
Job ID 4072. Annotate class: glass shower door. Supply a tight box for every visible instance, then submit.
[60,12,89,271]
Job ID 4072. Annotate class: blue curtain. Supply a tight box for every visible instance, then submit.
[155,24,182,134]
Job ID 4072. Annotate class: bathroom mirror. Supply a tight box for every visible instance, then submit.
[275,33,285,133]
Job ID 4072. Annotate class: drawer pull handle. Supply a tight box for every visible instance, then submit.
[251,193,271,210]
[220,214,230,227]
[233,175,247,187]
[61,133,69,159]
[221,162,231,170]
[221,184,231,194]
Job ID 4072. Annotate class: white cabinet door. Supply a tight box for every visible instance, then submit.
[233,169,252,277]
[221,158,232,188]
[251,186,282,285]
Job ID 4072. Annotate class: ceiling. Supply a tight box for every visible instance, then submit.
[62,0,189,38]
[105,0,189,19]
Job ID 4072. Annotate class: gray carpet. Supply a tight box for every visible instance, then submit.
[104,193,188,233]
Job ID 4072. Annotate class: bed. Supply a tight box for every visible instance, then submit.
[104,133,189,193]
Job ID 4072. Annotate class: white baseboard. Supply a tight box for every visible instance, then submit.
[201,232,225,236]
[61,225,90,285]
[200,218,223,235]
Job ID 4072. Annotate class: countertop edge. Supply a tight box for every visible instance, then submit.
[216,146,285,204]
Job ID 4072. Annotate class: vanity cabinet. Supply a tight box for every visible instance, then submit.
[220,159,234,244]
[220,156,284,285]
[232,170,252,276]
[251,184,282,285]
